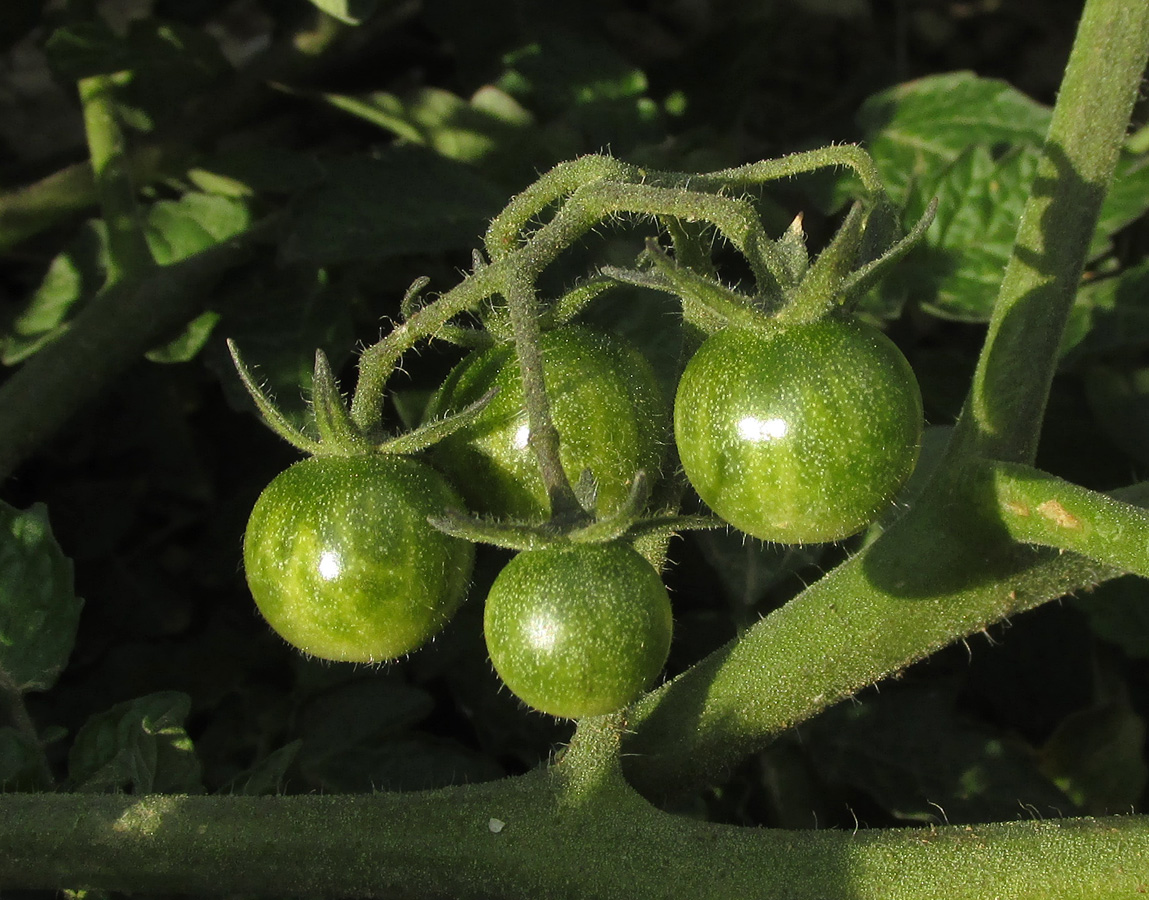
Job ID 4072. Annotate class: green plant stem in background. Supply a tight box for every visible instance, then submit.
[957,0,1149,464]
[77,73,155,283]
[0,788,1145,899]
[0,222,273,481]
[0,11,357,252]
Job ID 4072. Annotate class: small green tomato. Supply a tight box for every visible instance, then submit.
[674,318,922,543]
[483,543,673,719]
[243,455,474,663]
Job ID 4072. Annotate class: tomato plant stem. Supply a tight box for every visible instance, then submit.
[972,461,1149,578]
[501,270,586,522]
[955,0,1149,464]
[1,789,1146,899]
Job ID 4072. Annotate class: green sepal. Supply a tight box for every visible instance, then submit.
[604,239,768,336]
[839,198,938,305]
[567,470,651,544]
[429,508,567,552]
[429,471,654,551]
[661,216,719,279]
[310,349,368,453]
[375,387,500,455]
[227,339,324,455]
[542,275,618,330]
[779,201,867,324]
[857,199,902,269]
[774,213,809,285]
[624,514,727,541]
[397,274,491,349]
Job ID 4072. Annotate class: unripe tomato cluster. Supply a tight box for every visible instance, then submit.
[242,317,921,719]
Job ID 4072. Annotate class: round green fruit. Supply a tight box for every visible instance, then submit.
[484,544,673,719]
[243,455,474,662]
[425,326,668,520]
[674,319,922,543]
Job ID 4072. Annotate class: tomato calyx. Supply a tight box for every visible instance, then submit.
[227,338,499,459]
[604,196,937,338]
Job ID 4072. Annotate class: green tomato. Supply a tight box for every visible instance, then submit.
[674,319,922,543]
[484,544,673,719]
[243,455,474,663]
[425,326,668,520]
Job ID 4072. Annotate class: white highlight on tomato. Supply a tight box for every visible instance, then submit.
[513,421,531,450]
[317,550,342,581]
[737,415,789,442]
[525,612,559,651]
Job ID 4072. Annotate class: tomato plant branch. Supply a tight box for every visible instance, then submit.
[623,491,1124,794]
[1,786,1146,899]
[970,461,1149,578]
[954,0,1149,464]
[484,154,639,259]
[691,145,887,198]
[501,268,586,523]
[349,264,501,434]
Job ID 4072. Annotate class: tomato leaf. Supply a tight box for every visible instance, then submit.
[1039,699,1148,815]
[0,221,109,366]
[858,72,1050,205]
[144,192,251,266]
[909,145,1040,321]
[319,86,536,181]
[222,740,302,796]
[2,193,250,366]
[67,692,202,793]
[1063,260,1149,360]
[0,501,82,694]
[1091,147,1149,259]
[1069,575,1149,659]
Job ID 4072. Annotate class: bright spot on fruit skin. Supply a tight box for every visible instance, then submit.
[513,421,531,451]
[526,612,559,652]
[737,416,789,442]
[317,550,342,581]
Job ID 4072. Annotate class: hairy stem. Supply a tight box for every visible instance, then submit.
[691,145,887,198]
[953,0,1149,464]
[0,787,1145,899]
[349,264,500,435]
[624,489,1122,795]
[972,461,1149,577]
[501,269,586,523]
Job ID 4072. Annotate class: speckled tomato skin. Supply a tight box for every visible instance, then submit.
[425,326,668,520]
[243,455,474,663]
[674,320,922,544]
[484,544,673,719]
